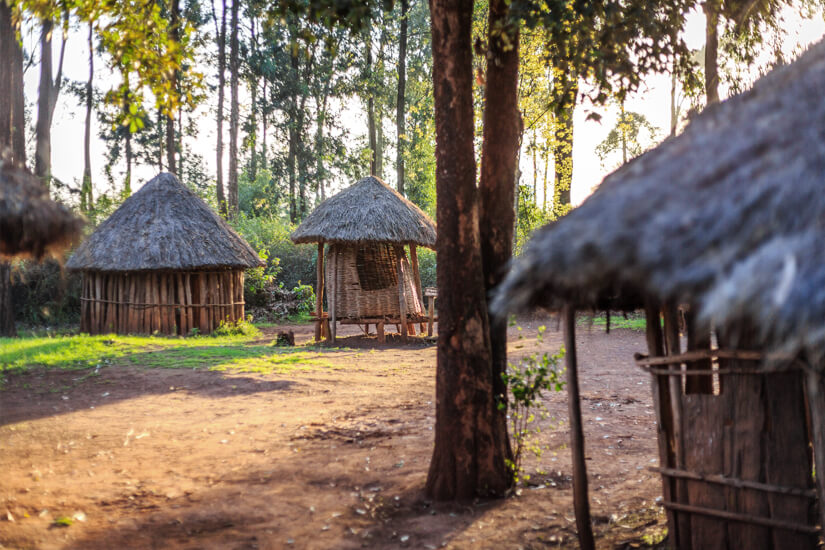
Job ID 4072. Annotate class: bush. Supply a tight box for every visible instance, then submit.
[212,316,261,337]
[231,214,317,291]
[416,247,437,289]
[11,258,82,327]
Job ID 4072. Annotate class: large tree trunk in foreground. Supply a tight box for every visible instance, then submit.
[425,0,511,501]
[0,2,13,156]
[227,0,240,218]
[396,0,408,195]
[703,0,721,105]
[478,0,520,479]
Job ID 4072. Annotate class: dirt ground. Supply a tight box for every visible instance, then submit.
[0,318,667,549]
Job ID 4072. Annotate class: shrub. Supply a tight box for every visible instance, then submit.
[11,258,82,327]
[212,316,261,337]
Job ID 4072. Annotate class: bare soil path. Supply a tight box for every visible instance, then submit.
[0,318,665,549]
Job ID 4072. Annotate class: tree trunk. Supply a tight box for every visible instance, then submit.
[261,79,267,171]
[704,0,720,105]
[35,16,66,187]
[0,1,14,155]
[81,22,94,213]
[0,262,13,337]
[425,0,511,501]
[366,23,377,176]
[165,0,180,175]
[248,18,258,182]
[10,15,26,165]
[396,0,408,194]
[478,0,520,486]
[227,0,240,218]
[552,62,576,217]
[314,92,329,202]
[213,0,227,214]
[0,5,21,336]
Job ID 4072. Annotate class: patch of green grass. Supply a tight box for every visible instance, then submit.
[578,313,647,332]
[0,332,343,382]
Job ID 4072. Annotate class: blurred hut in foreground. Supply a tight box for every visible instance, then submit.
[495,40,825,550]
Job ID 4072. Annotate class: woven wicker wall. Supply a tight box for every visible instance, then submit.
[326,243,423,319]
[79,269,245,335]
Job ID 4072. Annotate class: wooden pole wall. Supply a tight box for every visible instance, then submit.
[562,304,595,550]
[804,368,825,545]
[81,270,246,336]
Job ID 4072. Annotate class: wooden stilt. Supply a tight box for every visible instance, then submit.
[409,244,425,313]
[395,245,408,342]
[428,294,435,337]
[316,242,325,342]
[563,304,595,550]
[377,321,385,344]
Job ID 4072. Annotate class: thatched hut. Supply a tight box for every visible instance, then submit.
[66,172,264,336]
[494,40,825,550]
[292,176,436,343]
[0,158,83,259]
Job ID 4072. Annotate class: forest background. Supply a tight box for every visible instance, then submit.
[4,0,824,329]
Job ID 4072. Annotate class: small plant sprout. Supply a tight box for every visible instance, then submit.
[500,322,565,483]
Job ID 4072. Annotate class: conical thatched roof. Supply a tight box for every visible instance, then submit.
[291,176,436,248]
[0,158,83,259]
[494,39,825,361]
[67,172,264,272]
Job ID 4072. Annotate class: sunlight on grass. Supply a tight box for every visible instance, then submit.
[0,333,339,378]
[578,313,647,331]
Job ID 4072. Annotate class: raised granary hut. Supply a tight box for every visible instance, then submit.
[291,176,436,343]
[0,157,83,260]
[67,172,264,335]
[494,40,825,550]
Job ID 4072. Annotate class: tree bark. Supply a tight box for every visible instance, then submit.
[396,0,408,195]
[478,0,520,482]
[227,0,240,218]
[425,0,511,501]
[248,17,258,182]
[552,62,576,217]
[0,262,13,337]
[0,2,13,155]
[166,0,180,175]
[212,0,227,215]
[704,0,721,105]
[35,16,67,187]
[81,22,94,213]
[10,15,26,165]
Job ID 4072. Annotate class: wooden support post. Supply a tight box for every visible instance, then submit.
[329,249,337,344]
[428,294,435,337]
[377,321,385,344]
[395,246,408,342]
[645,301,680,546]
[663,303,690,546]
[805,368,825,544]
[409,244,425,313]
[563,304,595,550]
[316,242,324,343]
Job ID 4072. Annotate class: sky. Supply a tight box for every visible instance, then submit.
[24,6,825,207]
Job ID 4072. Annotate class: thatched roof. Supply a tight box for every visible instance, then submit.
[66,172,264,272]
[494,39,825,360]
[0,158,83,259]
[291,176,436,248]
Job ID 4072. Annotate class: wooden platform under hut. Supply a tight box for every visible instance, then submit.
[291,176,436,344]
[67,172,264,336]
[495,39,825,550]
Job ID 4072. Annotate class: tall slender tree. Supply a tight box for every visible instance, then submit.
[35,13,68,187]
[211,0,228,214]
[81,21,94,213]
[166,0,181,174]
[395,0,408,195]
[228,0,240,217]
